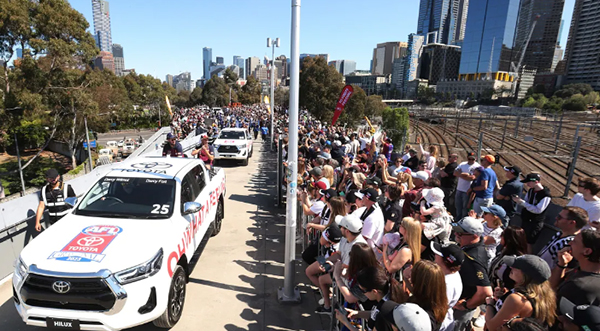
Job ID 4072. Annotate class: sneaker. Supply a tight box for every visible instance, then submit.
[473,314,486,328]
[315,306,330,315]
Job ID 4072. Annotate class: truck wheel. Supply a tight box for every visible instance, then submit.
[153,265,186,328]
[210,201,223,237]
[249,148,253,158]
[242,157,248,166]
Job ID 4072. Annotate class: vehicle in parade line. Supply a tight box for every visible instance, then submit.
[105,141,119,159]
[97,149,113,165]
[120,139,137,158]
[13,155,226,330]
[117,140,124,148]
[212,128,253,166]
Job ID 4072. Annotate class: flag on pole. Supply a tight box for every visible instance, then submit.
[331,85,354,125]
[165,95,173,117]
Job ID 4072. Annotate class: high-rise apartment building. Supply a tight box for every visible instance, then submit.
[216,57,224,65]
[330,60,357,76]
[246,57,260,78]
[92,0,112,53]
[564,0,600,90]
[173,72,192,92]
[392,57,407,92]
[419,44,461,85]
[203,47,212,79]
[404,35,425,86]
[417,0,454,44]
[166,74,174,87]
[516,0,565,73]
[94,51,114,73]
[371,42,408,75]
[112,44,124,76]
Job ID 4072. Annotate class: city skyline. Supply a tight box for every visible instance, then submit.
[65,0,576,82]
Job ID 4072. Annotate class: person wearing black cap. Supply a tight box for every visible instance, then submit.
[432,242,465,331]
[358,188,385,251]
[485,255,556,330]
[512,173,551,254]
[35,168,76,232]
[162,132,183,157]
[496,165,524,223]
[559,298,600,331]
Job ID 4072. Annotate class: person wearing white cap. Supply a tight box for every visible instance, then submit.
[420,187,452,243]
[315,214,366,314]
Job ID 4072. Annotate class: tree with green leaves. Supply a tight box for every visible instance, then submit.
[202,75,229,107]
[189,87,203,107]
[365,94,386,118]
[274,86,289,107]
[238,76,261,105]
[381,107,410,151]
[299,56,344,122]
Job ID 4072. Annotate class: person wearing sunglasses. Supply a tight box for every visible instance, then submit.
[35,168,76,232]
[162,132,183,157]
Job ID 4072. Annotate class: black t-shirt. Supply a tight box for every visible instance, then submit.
[497,178,524,217]
[440,162,458,188]
[557,268,600,306]
[420,234,438,262]
[372,300,399,331]
[384,200,403,232]
[459,239,491,300]
[404,156,419,171]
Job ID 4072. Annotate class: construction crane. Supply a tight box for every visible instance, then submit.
[511,14,540,98]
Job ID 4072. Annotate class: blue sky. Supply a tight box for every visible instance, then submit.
[67,0,576,82]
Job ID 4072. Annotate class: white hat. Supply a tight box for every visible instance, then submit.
[339,215,362,233]
[393,303,432,331]
[423,187,445,206]
[411,171,430,182]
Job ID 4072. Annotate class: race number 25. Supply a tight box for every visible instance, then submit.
[151,204,170,214]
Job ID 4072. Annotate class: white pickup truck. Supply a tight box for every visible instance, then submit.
[212,128,253,166]
[13,156,226,330]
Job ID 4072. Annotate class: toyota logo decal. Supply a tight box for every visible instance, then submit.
[77,236,105,247]
[52,281,71,294]
[131,162,173,169]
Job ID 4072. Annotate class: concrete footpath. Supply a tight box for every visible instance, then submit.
[0,138,328,330]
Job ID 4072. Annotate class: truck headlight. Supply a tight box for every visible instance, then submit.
[237,144,246,149]
[15,258,28,278]
[114,248,163,285]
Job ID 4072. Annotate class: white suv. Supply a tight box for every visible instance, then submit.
[13,156,226,330]
[212,128,253,166]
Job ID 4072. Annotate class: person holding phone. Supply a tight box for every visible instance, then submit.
[496,166,524,224]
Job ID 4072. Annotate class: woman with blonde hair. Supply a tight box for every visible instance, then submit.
[351,172,366,190]
[382,217,421,276]
[322,165,335,188]
[485,255,556,331]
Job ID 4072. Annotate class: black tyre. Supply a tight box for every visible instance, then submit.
[153,265,186,328]
[242,157,248,166]
[210,201,224,237]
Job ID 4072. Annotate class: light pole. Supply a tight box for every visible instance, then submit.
[267,37,280,150]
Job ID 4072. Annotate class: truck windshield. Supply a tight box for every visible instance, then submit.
[219,131,245,140]
[74,177,176,219]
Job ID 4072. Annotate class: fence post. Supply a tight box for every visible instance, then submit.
[454,113,460,147]
[554,113,564,154]
[563,136,582,198]
[14,134,27,196]
[276,136,283,207]
[477,132,484,161]
[501,119,508,149]
[514,116,520,138]
[477,114,483,135]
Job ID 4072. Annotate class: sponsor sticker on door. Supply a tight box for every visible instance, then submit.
[48,225,123,262]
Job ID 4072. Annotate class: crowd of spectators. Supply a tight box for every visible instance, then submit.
[289,120,600,331]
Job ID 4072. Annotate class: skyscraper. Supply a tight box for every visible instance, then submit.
[516,0,565,73]
[216,57,224,65]
[458,0,522,75]
[203,47,212,79]
[94,51,114,72]
[564,0,600,90]
[371,42,408,75]
[449,0,469,45]
[419,44,461,85]
[417,0,454,44]
[329,60,357,76]
[166,74,173,87]
[233,56,245,79]
[112,44,124,76]
[92,0,112,53]
[245,57,260,78]
[404,35,425,85]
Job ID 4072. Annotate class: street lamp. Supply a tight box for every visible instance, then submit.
[267,37,280,150]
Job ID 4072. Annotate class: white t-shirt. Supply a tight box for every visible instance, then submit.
[310,200,326,216]
[360,205,385,249]
[456,161,481,193]
[568,193,600,228]
[351,206,367,218]
[359,137,370,150]
[339,234,368,266]
[441,272,463,331]
[401,153,410,162]
[483,223,503,263]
